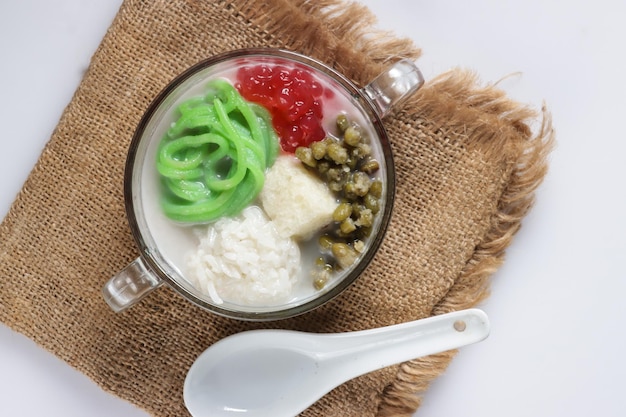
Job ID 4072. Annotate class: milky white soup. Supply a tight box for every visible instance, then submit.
[132,55,390,314]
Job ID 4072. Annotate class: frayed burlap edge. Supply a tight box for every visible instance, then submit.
[223,0,421,81]
[377,76,555,415]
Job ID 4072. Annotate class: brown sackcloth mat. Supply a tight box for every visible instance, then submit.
[0,1,554,416]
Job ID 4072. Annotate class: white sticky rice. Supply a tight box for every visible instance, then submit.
[186,206,301,306]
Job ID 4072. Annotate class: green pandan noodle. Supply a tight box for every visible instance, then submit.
[156,79,279,223]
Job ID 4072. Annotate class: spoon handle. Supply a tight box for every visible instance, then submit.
[317,308,489,380]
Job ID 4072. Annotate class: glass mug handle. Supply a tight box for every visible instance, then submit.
[102,257,162,312]
[363,59,425,118]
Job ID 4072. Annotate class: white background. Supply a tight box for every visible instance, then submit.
[1,1,625,416]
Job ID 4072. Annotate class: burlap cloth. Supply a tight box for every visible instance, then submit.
[0,0,554,416]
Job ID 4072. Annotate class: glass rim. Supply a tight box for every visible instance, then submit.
[123,47,396,321]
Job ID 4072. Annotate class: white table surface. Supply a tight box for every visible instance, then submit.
[1,1,624,416]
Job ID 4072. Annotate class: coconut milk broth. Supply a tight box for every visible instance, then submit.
[137,56,388,310]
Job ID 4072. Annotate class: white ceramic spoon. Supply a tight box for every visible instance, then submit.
[184,308,489,417]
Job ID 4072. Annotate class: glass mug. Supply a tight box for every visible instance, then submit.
[103,48,424,320]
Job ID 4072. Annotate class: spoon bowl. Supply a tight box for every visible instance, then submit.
[184,308,490,417]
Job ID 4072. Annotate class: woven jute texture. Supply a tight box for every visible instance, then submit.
[0,0,554,416]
